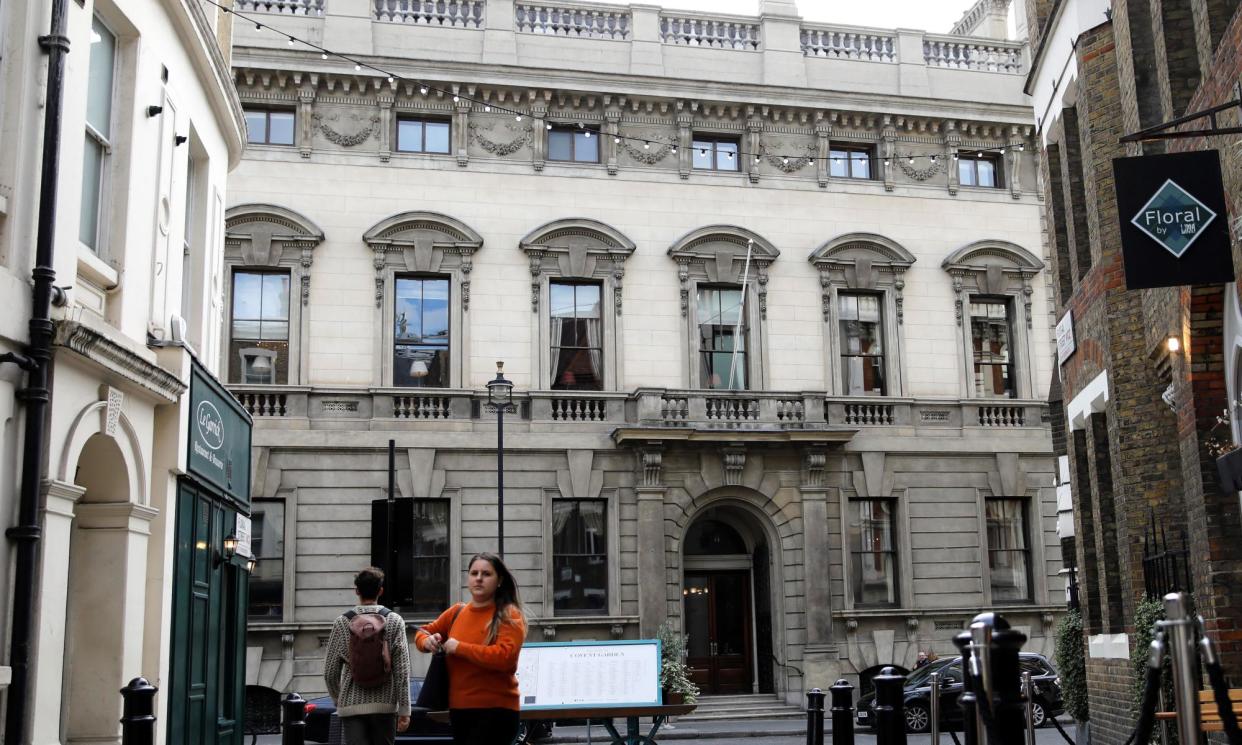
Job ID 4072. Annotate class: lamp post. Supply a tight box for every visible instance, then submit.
[485,362,515,556]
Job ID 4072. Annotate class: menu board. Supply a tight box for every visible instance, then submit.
[516,640,662,710]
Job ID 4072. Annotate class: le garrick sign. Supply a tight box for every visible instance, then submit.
[187,360,253,506]
[1113,150,1234,290]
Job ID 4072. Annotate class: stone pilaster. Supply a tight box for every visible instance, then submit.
[636,445,667,636]
[815,113,831,187]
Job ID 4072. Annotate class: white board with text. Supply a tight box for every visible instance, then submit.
[516,640,662,710]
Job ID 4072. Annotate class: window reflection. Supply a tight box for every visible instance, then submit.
[849,500,897,606]
[698,287,747,390]
[552,500,607,615]
[394,277,450,387]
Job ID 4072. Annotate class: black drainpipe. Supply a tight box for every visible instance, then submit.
[2,0,70,741]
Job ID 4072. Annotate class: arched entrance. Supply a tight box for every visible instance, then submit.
[681,505,774,695]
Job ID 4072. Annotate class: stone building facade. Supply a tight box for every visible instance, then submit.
[0,0,249,742]
[1027,0,1242,741]
[229,0,1064,705]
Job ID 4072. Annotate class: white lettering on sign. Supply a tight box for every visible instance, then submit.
[192,438,224,470]
[196,400,225,451]
[1130,179,1217,258]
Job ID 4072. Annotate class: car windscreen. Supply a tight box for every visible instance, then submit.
[904,660,961,688]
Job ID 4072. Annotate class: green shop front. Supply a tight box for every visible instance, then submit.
[168,360,253,744]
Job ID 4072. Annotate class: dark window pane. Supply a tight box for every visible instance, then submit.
[411,500,450,614]
[684,518,747,555]
[548,131,573,161]
[393,346,448,387]
[268,112,295,145]
[987,499,1030,601]
[553,501,607,615]
[849,500,898,606]
[248,501,284,619]
[397,120,424,152]
[550,281,604,390]
[424,121,450,153]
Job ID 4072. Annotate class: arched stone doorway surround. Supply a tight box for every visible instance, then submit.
[30,399,156,745]
[670,485,800,699]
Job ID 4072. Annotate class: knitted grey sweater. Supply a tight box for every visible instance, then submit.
[323,605,412,717]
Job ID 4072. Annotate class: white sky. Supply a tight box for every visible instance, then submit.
[632,0,983,34]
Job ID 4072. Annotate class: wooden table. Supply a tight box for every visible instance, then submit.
[430,704,697,745]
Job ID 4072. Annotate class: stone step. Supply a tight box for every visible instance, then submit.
[680,694,804,722]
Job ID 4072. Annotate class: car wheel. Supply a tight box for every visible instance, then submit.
[905,702,931,734]
[1030,701,1047,728]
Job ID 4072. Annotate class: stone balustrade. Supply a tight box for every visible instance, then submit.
[373,0,486,27]
[515,2,631,39]
[229,385,1047,435]
[923,35,1025,73]
[237,0,324,14]
[799,25,896,62]
[658,13,761,51]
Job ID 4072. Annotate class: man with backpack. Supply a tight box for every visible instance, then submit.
[324,567,412,744]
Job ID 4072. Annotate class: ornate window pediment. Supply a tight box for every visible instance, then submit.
[225,204,325,300]
[519,218,636,314]
[667,225,780,319]
[363,211,484,310]
[941,240,1044,328]
[810,233,916,323]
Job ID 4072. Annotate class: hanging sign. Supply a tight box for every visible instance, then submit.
[187,358,253,508]
[1113,150,1233,289]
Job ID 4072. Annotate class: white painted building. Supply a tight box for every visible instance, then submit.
[228,0,1064,708]
[0,0,248,742]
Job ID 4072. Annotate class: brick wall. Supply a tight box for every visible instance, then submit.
[1086,657,1137,745]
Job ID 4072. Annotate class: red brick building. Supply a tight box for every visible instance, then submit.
[1027,0,1242,742]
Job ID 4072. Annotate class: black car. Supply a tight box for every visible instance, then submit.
[305,679,452,744]
[305,679,551,743]
[855,653,1065,734]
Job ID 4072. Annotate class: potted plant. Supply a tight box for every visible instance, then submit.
[656,621,699,705]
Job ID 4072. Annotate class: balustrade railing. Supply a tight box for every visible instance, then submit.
[842,401,894,426]
[704,395,761,423]
[923,35,1024,73]
[659,15,760,50]
[977,404,1025,426]
[515,3,630,39]
[799,26,896,62]
[373,0,485,27]
[236,0,323,15]
[393,394,454,419]
[235,390,290,417]
[550,396,609,421]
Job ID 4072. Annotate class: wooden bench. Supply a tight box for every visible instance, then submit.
[1155,689,1242,732]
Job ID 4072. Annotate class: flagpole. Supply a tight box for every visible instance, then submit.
[727,239,754,389]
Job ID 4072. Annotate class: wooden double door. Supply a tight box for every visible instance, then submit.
[683,570,753,694]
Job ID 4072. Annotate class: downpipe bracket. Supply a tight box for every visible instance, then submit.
[0,352,38,372]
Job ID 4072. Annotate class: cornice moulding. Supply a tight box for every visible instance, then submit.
[53,322,186,403]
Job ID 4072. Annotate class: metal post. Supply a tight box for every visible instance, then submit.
[1164,593,1200,745]
[282,692,307,745]
[119,677,157,745]
[930,672,941,745]
[386,438,396,584]
[806,687,826,745]
[970,617,995,745]
[830,678,855,745]
[497,402,504,557]
[1022,671,1036,745]
[989,616,1028,744]
[874,666,908,745]
[954,630,980,745]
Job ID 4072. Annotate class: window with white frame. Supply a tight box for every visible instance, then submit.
[970,298,1015,398]
[848,499,898,607]
[698,286,748,390]
[986,497,1031,602]
[393,276,450,388]
[229,270,290,385]
[80,15,117,253]
[552,499,608,616]
[839,293,886,396]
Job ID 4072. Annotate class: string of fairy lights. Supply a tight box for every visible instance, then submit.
[212,0,1026,166]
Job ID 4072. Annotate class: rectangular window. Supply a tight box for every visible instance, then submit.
[396,117,451,153]
[552,500,608,616]
[692,136,740,171]
[986,498,1032,602]
[410,500,450,615]
[697,286,747,390]
[959,153,1002,188]
[550,281,603,390]
[849,499,898,606]
[247,500,284,620]
[829,144,874,179]
[394,276,449,387]
[244,109,295,146]
[839,293,885,395]
[80,15,117,252]
[547,126,600,163]
[229,271,290,385]
[970,298,1015,397]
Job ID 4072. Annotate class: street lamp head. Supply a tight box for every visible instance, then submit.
[487,361,513,406]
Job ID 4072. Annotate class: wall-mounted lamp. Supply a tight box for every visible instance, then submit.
[215,532,238,566]
[174,135,188,146]
[245,556,257,573]
[1167,335,1181,353]
[146,105,163,117]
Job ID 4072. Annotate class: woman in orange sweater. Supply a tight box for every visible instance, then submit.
[416,552,527,745]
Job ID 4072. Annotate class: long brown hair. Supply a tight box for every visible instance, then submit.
[469,552,526,645]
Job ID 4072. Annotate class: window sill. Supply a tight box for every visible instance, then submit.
[76,244,119,290]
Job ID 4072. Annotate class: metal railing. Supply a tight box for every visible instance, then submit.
[1142,517,1193,599]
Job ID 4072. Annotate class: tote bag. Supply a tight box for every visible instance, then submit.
[415,603,463,711]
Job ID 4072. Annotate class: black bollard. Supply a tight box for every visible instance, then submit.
[953,630,979,745]
[873,666,908,745]
[830,678,856,745]
[806,687,826,745]
[119,677,157,745]
[282,692,307,745]
[975,613,1027,744]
